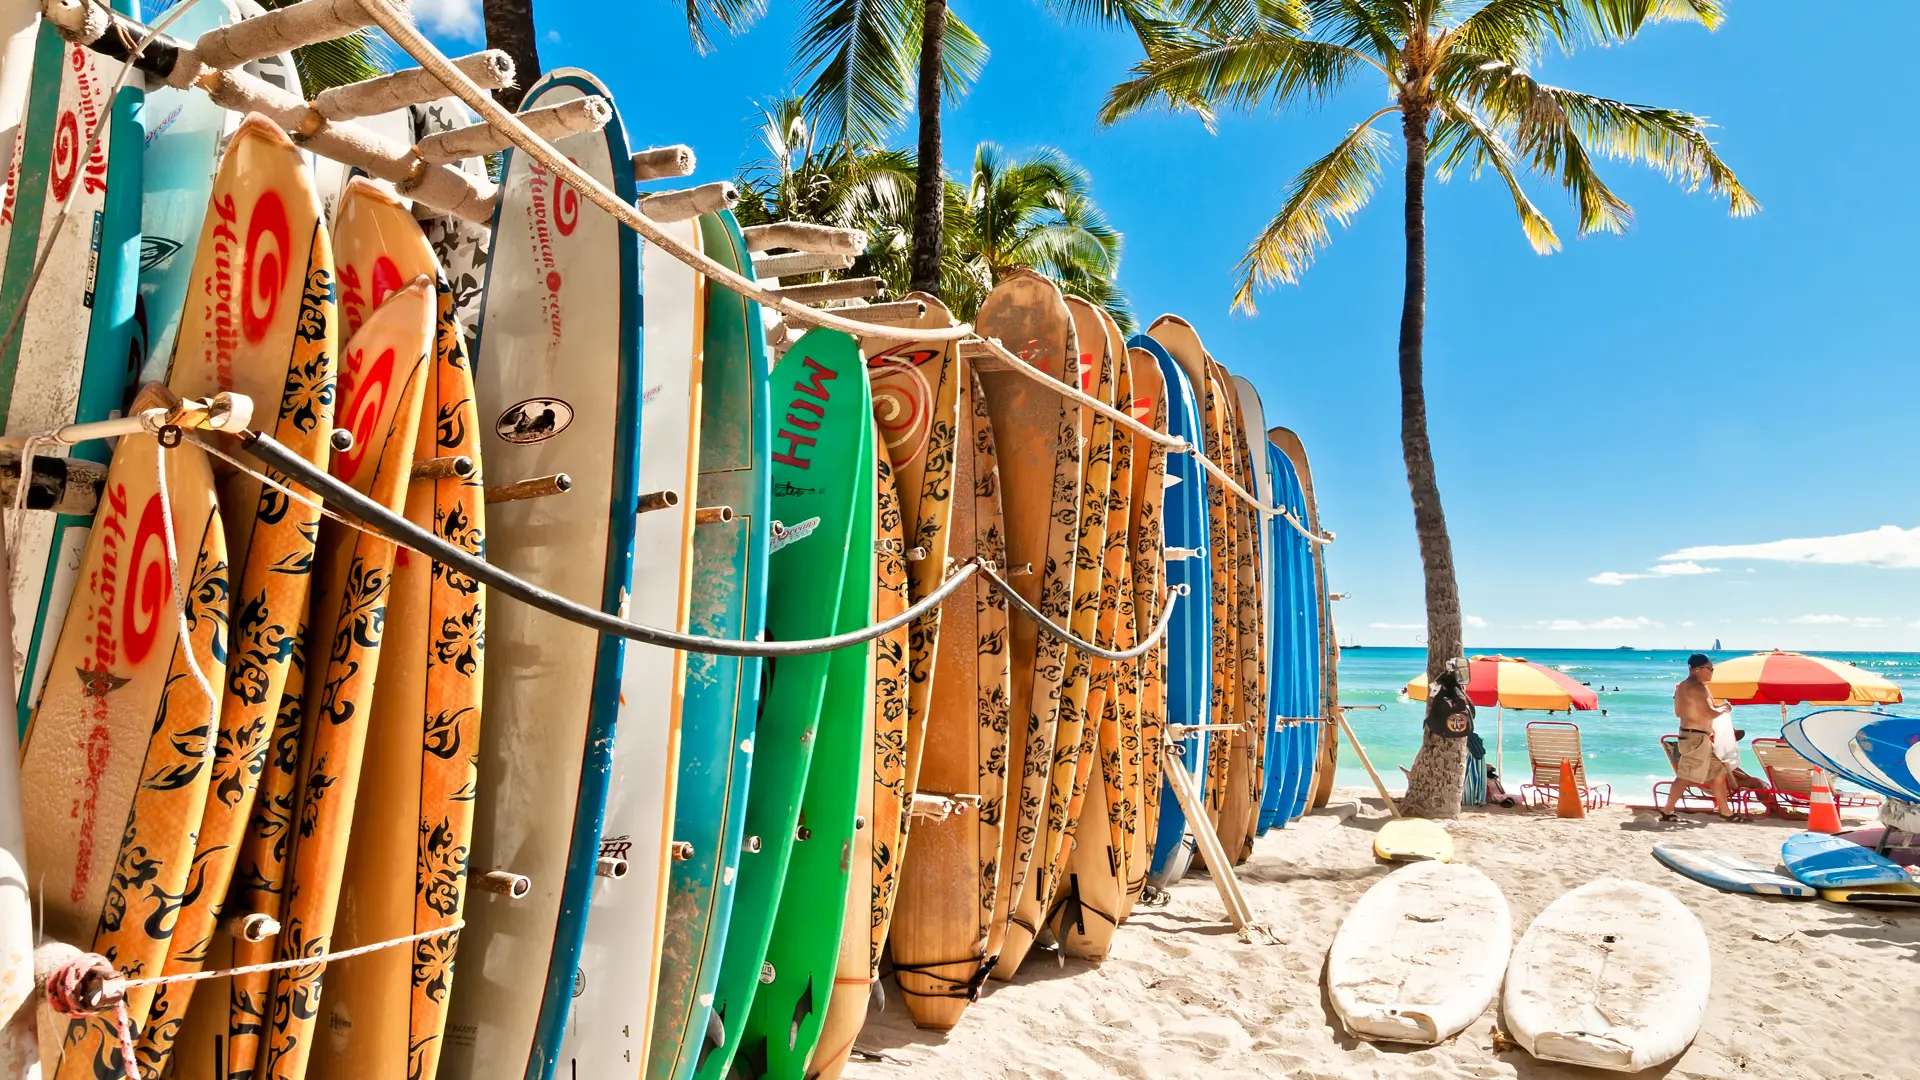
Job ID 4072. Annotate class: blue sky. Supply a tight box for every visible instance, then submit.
[416,3,1919,652]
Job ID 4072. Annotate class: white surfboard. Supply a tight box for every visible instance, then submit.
[0,516,33,1078]
[555,217,704,1076]
[1503,878,1710,1072]
[1328,861,1510,1045]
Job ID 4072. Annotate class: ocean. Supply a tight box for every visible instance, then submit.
[1331,647,1920,800]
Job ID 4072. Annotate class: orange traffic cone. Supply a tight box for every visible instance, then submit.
[1556,759,1585,819]
[1806,767,1842,834]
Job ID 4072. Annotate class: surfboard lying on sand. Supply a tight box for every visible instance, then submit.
[1329,861,1510,1045]
[1782,831,1910,889]
[1503,878,1709,1072]
[1651,845,1815,898]
[1373,818,1453,863]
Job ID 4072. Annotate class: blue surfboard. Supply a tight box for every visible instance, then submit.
[1262,441,1315,831]
[1652,845,1816,898]
[1271,428,1326,824]
[1782,832,1911,889]
[1784,709,1910,803]
[1132,335,1210,887]
[1850,717,1920,802]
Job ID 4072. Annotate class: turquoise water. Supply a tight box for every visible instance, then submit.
[1332,648,1920,799]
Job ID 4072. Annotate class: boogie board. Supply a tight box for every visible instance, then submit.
[1134,334,1209,888]
[698,328,871,1080]
[1782,831,1911,889]
[555,217,703,1080]
[136,114,338,1079]
[446,69,643,1080]
[1373,818,1453,863]
[1118,345,1168,921]
[645,207,771,1080]
[1329,861,1510,1045]
[887,364,1010,1031]
[1503,878,1709,1072]
[1651,845,1815,898]
[973,270,1081,972]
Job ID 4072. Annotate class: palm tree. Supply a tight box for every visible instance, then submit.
[245,0,395,96]
[792,0,1170,297]
[1102,0,1755,817]
[733,96,918,230]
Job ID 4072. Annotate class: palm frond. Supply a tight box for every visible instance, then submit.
[1232,108,1393,311]
[794,0,918,146]
[929,5,992,103]
[684,0,770,55]
[1100,29,1377,126]
[1574,0,1723,41]
[1431,104,1560,253]
[1306,0,1406,64]
[1448,0,1571,63]
[245,0,394,96]
[1043,0,1184,50]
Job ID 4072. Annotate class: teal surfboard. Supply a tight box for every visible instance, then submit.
[700,328,872,1080]
[0,3,144,733]
[647,207,772,1080]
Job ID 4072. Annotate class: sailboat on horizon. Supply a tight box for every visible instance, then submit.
[1714,638,1722,651]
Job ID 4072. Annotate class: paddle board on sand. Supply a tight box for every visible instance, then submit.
[1651,845,1816,898]
[973,270,1081,970]
[447,67,643,1080]
[1133,334,1208,888]
[1818,882,1920,906]
[555,217,702,1080]
[1329,861,1510,1045]
[1782,831,1910,888]
[1503,878,1709,1072]
[886,363,1010,1031]
[646,206,770,1080]
[1373,818,1453,863]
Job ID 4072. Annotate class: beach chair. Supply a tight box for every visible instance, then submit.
[1752,737,1881,812]
[1653,734,1764,816]
[1519,720,1612,810]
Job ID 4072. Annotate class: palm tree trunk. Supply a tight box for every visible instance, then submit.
[1395,104,1467,820]
[484,0,542,111]
[908,0,947,295]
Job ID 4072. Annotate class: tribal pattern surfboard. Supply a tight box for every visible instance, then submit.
[1120,349,1168,920]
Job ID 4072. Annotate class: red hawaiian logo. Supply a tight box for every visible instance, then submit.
[242,190,291,343]
[123,494,169,667]
[333,345,396,480]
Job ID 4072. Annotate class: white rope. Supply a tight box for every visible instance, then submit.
[151,439,220,768]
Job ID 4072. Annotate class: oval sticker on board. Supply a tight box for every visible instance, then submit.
[496,397,573,444]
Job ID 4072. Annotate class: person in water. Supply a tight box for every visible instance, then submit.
[1660,653,1751,822]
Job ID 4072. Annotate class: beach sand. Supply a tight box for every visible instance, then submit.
[845,789,1918,1080]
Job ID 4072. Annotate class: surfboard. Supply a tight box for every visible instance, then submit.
[1133,335,1209,888]
[1651,846,1816,898]
[698,328,870,1080]
[810,426,912,1080]
[740,330,875,1078]
[974,269,1081,972]
[19,394,227,1077]
[553,217,702,1080]
[408,95,492,353]
[1503,878,1710,1072]
[136,114,337,1079]
[1850,717,1920,802]
[0,516,32,1077]
[1818,882,1920,906]
[645,206,770,1080]
[887,365,1010,1031]
[3,5,145,734]
[1230,376,1281,836]
[0,0,37,221]
[1782,831,1911,888]
[1118,346,1168,922]
[1263,441,1314,832]
[441,68,642,1080]
[1269,426,1328,822]
[1783,710,1908,802]
[312,107,418,226]
[1373,818,1453,863]
[1212,361,1265,862]
[309,186,485,1080]
[996,296,1111,980]
[1329,861,1510,1045]
[262,277,433,1080]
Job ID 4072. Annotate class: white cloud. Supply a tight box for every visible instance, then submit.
[413,0,482,38]
[1465,614,1488,629]
[1588,561,1720,586]
[1542,616,1662,632]
[1663,525,1920,570]
[1369,622,1423,631]
[1791,614,1851,625]
[546,30,561,43]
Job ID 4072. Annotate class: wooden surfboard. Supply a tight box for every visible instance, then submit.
[555,217,703,1080]
[887,366,1009,1031]
[973,269,1080,976]
[444,68,644,1080]
[809,425,912,1080]
[698,328,869,1080]
[308,181,486,1080]
[1269,426,1329,820]
[137,113,337,1079]
[645,207,770,1080]
[1216,361,1267,860]
[1119,348,1168,921]
[995,295,1110,980]
[1204,364,1252,862]
[21,407,230,1078]
[2,7,146,734]
[262,277,433,1080]
[1230,376,1286,835]
[1132,334,1209,888]
[860,293,962,793]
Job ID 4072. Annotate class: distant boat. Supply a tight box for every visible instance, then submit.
[1713,638,1722,651]
[1615,645,1635,651]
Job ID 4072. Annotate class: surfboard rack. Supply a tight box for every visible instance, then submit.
[1159,742,1277,944]
[0,453,105,515]
[636,489,682,513]
[1332,705,1400,817]
[411,455,475,481]
[639,182,739,223]
[753,251,856,279]
[471,869,532,899]
[485,473,572,503]
[221,912,282,942]
[694,505,734,524]
[632,145,697,182]
[595,856,629,879]
[0,390,253,452]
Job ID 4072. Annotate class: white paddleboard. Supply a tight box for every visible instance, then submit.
[1503,878,1710,1072]
[1327,861,1510,1045]
[1652,845,1815,898]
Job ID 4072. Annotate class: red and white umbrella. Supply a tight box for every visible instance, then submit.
[1407,655,1599,772]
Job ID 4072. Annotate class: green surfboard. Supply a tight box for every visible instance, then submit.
[697,327,872,1079]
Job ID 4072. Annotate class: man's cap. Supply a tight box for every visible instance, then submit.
[1688,653,1712,669]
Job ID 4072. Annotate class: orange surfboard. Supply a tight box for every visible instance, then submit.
[1120,350,1169,922]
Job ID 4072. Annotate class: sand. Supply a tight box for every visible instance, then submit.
[844,789,1919,1080]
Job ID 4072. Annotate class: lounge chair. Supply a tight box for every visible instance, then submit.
[1653,733,1764,816]
[1752,737,1881,813]
[1519,720,1612,810]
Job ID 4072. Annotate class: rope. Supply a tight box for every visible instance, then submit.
[152,442,219,762]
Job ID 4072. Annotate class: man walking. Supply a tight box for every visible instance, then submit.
[1660,653,1752,822]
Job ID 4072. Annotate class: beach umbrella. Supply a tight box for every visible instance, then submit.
[1707,649,1904,725]
[1406,655,1599,773]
